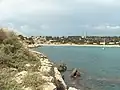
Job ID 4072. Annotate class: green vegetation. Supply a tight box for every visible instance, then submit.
[0,30,46,89]
[23,73,46,90]
[37,36,120,45]
[0,31,40,70]
[18,34,35,45]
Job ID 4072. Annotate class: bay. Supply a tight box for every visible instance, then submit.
[33,46,120,90]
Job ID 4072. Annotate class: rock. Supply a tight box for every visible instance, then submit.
[26,50,68,90]
[42,76,54,82]
[40,66,52,74]
[57,63,67,73]
[14,71,28,84]
[70,68,81,78]
[68,87,78,90]
[54,67,67,90]
[22,87,32,90]
[56,80,66,90]
[42,82,56,90]
[39,59,53,75]
[25,64,31,67]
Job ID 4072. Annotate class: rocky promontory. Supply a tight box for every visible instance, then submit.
[0,29,78,90]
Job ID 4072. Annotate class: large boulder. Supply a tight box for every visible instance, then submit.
[57,63,67,73]
[70,68,81,78]
[54,67,68,90]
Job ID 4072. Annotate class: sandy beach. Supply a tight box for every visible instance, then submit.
[38,44,120,47]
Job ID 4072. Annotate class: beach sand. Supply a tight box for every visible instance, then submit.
[39,44,120,47]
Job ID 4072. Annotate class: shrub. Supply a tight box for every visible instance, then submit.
[23,73,46,90]
[0,30,44,89]
[0,31,41,70]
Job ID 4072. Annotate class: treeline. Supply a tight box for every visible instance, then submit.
[18,34,120,45]
[45,36,120,45]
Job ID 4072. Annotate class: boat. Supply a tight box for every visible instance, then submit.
[102,39,106,50]
[102,47,105,50]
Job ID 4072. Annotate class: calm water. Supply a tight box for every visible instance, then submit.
[34,46,120,90]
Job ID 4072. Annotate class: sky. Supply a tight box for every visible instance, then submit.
[0,0,120,36]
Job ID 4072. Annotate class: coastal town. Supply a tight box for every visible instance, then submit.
[18,35,120,47]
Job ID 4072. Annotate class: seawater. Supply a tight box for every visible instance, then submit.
[33,46,120,90]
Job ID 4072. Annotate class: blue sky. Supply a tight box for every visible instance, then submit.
[0,0,120,36]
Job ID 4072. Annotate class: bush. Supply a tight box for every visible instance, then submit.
[23,73,46,90]
[0,30,44,89]
[0,68,21,90]
[0,31,41,70]
[3,32,22,52]
[0,29,7,42]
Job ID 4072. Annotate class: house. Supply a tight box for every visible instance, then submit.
[100,42,105,45]
[108,42,115,45]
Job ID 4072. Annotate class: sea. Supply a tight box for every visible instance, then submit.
[33,46,120,90]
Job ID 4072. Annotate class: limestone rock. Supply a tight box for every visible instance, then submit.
[22,87,32,90]
[42,76,54,82]
[68,87,78,90]
[54,67,67,90]
[42,83,56,90]
[14,71,28,84]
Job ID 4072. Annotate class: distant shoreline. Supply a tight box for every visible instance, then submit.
[28,44,120,48]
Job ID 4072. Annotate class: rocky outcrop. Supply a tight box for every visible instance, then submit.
[13,71,28,84]
[54,67,68,90]
[30,50,68,90]
[0,29,78,90]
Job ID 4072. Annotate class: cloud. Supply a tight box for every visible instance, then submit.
[75,0,120,6]
[0,0,120,19]
[93,25,120,30]
[0,0,120,36]
[79,24,120,30]
[40,25,49,30]
[0,22,24,35]
[0,0,69,20]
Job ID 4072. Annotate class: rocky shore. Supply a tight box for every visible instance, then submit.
[0,30,78,90]
[30,49,78,90]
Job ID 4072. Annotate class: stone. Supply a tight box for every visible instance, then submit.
[70,68,81,78]
[42,76,54,82]
[54,67,67,90]
[14,71,28,84]
[42,83,56,90]
[68,87,78,90]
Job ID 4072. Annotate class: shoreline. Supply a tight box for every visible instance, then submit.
[33,44,120,47]
[30,49,78,90]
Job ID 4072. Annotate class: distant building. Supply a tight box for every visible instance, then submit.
[108,42,115,45]
[100,42,105,45]
[116,42,120,45]
[93,43,97,45]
